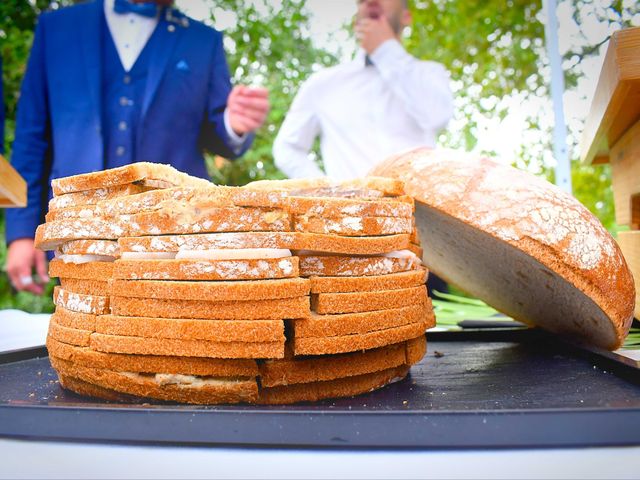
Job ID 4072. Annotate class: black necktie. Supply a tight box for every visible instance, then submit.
[365,55,374,67]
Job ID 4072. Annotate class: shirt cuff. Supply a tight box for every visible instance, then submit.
[369,39,411,71]
[224,108,248,153]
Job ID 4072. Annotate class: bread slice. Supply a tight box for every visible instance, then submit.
[111,278,309,301]
[119,232,411,256]
[35,218,127,250]
[51,306,97,331]
[50,162,210,195]
[96,315,284,343]
[49,259,114,280]
[372,147,636,350]
[50,356,259,404]
[286,196,414,217]
[405,334,428,365]
[48,183,153,211]
[110,295,310,320]
[259,336,425,387]
[119,231,297,253]
[292,320,432,355]
[292,303,432,338]
[48,316,92,346]
[59,278,111,297]
[59,240,120,258]
[53,286,110,315]
[90,333,284,359]
[58,373,135,402]
[311,285,428,314]
[45,204,101,222]
[294,233,412,255]
[246,176,406,197]
[47,336,258,376]
[293,215,412,236]
[98,186,290,217]
[126,206,290,236]
[310,269,427,293]
[258,365,410,405]
[299,255,419,277]
[113,257,299,281]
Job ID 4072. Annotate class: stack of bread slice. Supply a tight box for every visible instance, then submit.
[37,163,435,404]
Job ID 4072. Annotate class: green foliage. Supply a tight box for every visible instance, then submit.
[203,0,336,185]
[0,210,55,312]
[407,0,546,152]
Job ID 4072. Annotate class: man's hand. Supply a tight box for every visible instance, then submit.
[355,15,395,55]
[7,238,49,295]
[227,86,270,136]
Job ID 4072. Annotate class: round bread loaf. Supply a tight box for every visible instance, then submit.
[371,148,635,350]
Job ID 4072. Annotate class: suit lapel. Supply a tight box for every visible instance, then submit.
[140,11,182,121]
[80,0,103,127]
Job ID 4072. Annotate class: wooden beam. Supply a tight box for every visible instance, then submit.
[580,27,640,165]
[0,155,27,208]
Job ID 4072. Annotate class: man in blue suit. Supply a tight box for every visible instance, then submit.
[6,0,269,293]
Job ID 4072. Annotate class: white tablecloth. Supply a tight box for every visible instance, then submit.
[0,309,50,351]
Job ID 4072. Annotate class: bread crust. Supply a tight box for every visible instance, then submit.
[35,218,127,250]
[126,207,290,236]
[286,196,414,217]
[48,316,92,346]
[311,285,428,314]
[292,320,433,355]
[110,295,310,320]
[119,232,411,256]
[49,259,114,280]
[257,365,410,404]
[51,306,97,331]
[292,303,433,338]
[111,278,309,301]
[53,286,110,315]
[299,255,419,277]
[113,257,299,281]
[50,356,259,404]
[259,336,425,387]
[293,215,412,236]
[310,269,427,293]
[50,162,210,195]
[59,240,120,258]
[47,336,259,376]
[98,186,290,216]
[59,278,112,297]
[96,315,284,343]
[246,176,406,197]
[48,183,153,211]
[58,373,135,402]
[90,333,284,359]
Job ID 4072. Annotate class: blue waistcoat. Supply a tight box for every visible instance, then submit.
[101,12,153,169]
[6,0,253,244]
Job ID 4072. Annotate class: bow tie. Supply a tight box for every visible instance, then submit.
[114,0,158,18]
[365,55,374,67]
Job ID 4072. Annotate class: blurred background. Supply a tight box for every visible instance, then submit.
[0,0,638,313]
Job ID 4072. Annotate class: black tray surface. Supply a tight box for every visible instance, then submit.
[1,329,640,448]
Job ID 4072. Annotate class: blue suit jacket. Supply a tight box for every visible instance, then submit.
[6,0,251,244]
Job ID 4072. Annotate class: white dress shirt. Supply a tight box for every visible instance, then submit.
[103,0,244,149]
[273,39,453,180]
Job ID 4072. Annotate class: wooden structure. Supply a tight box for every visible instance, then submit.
[0,155,26,207]
[581,26,640,318]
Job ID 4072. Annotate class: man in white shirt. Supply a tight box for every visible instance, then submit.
[273,0,453,180]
